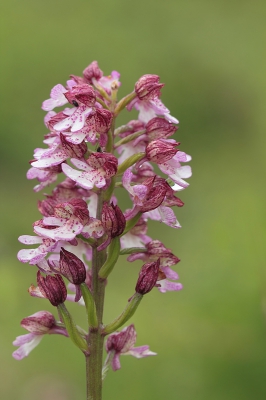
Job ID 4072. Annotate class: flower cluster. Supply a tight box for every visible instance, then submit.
[14,62,191,378]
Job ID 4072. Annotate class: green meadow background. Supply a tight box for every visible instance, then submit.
[1,0,265,399]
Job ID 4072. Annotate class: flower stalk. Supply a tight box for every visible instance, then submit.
[58,303,89,353]
[86,191,106,400]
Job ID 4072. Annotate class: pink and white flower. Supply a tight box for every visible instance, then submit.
[53,105,94,133]
[18,235,58,265]
[62,152,117,190]
[12,311,68,360]
[31,134,87,169]
[33,199,104,241]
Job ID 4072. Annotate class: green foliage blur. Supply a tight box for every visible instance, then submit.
[1,0,265,399]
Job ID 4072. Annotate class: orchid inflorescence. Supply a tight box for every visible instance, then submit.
[13,61,192,399]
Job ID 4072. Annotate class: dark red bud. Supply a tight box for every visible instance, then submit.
[135,260,160,295]
[59,248,86,285]
[37,271,67,306]
[102,202,126,237]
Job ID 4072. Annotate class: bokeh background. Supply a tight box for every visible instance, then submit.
[1,0,265,399]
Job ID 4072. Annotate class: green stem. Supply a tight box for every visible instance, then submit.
[117,153,145,176]
[98,237,121,279]
[80,283,98,329]
[119,247,147,255]
[114,91,137,116]
[114,129,146,148]
[57,303,88,353]
[114,124,134,136]
[102,292,143,335]
[86,192,107,400]
[96,97,110,110]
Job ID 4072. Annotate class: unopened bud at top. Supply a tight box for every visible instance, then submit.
[135,74,164,100]
[37,271,67,306]
[59,248,86,285]
[102,202,126,237]
[135,260,160,295]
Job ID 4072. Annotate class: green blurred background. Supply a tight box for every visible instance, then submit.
[1,0,265,399]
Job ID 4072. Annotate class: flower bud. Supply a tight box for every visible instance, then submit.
[135,260,160,295]
[102,202,126,238]
[135,74,164,100]
[59,248,86,285]
[37,271,67,306]
[60,133,87,159]
[145,117,178,140]
[146,139,179,164]
[83,61,103,83]
[64,84,96,107]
